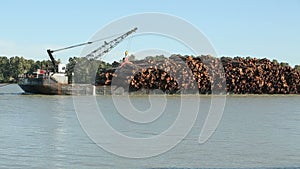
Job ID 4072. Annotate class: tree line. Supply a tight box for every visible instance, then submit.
[0,56,52,83]
[0,56,114,83]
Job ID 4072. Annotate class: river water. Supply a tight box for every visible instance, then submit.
[0,84,300,169]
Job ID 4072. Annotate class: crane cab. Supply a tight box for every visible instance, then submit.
[58,63,66,73]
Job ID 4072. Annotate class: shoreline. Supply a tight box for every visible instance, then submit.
[0,83,11,87]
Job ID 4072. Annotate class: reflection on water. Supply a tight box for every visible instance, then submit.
[0,85,300,169]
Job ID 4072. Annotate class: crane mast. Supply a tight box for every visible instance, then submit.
[47,27,137,73]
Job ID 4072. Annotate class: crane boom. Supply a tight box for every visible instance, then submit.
[85,27,137,60]
[47,27,137,72]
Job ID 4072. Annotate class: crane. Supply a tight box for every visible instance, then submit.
[46,27,137,73]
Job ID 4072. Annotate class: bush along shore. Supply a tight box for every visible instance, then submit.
[96,55,300,94]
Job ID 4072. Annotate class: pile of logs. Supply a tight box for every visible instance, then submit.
[96,55,300,94]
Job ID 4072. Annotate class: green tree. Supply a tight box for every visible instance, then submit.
[66,57,78,83]
[280,62,289,67]
[111,61,120,68]
[295,65,300,72]
[0,56,10,82]
[272,59,279,65]
[9,56,27,81]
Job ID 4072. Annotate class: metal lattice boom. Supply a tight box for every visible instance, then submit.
[47,27,137,72]
[85,27,137,60]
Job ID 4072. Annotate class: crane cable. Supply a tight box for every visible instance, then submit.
[85,27,137,60]
[50,30,132,53]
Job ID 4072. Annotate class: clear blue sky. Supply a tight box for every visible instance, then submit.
[1,0,299,65]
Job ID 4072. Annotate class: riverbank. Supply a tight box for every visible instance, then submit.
[0,83,10,87]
